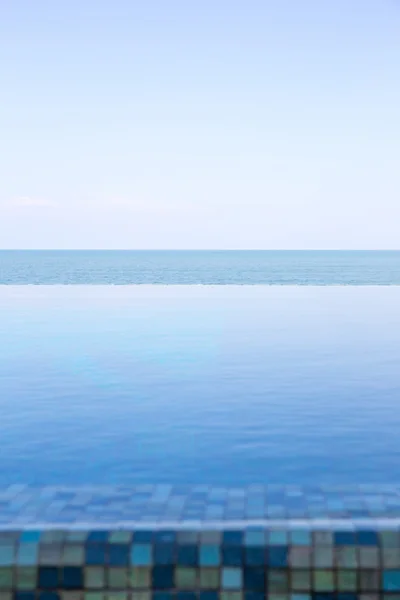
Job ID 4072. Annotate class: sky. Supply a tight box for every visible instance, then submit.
[0,0,399,250]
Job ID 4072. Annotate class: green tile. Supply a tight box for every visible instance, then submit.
[39,543,64,564]
[268,570,289,593]
[199,531,221,544]
[359,548,380,568]
[131,593,151,600]
[63,545,85,565]
[337,570,357,592]
[177,531,198,544]
[109,532,132,544]
[313,570,334,591]
[106,593,129,600]
[199,568,219,589]
[313,531,333,546]
[335,547,358,568]
[380,531,400,547]
[313,548,334,568]
[85,567,106,589]
[66,532,88,543]
[382,548,400,568]
[0,569,13,590]
[41,531,67,543]
[359,570,380,592]
[108,568,128,589]
[221,593,243,600]
[62,593,83,600]
[291,570,311,592]
[129,567,151,589]
[15,567,37,590]
[175,567,198,588]
[84,594,105,600]
[289,547,312,568]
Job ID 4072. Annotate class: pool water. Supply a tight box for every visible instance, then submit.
[1,285,400,486]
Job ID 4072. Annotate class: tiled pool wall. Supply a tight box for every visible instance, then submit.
[2,486,400,599]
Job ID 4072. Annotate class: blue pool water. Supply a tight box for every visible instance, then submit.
[1,249,400,284]
[1,285,400,486]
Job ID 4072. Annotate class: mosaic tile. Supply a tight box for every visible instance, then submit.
[1,485,400,598]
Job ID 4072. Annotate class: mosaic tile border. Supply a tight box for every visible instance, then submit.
[2,487,400,598]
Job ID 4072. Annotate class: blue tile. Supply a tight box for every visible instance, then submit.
[39,593,60,600]
[87,531,109,543]
[244,547,266,566]
[267,546,288,567]
[154,544,175,565]
[245,594,265,600]
[222,567,243,589]
[223,531,243,545]
[85,544,107,565]
[199,593,218,600]
[177,545,198,566]
[131,543,152,566]
[38,567,59,589]
[244,531,265,546]
[15,594,36,600]
[357,530,379,545]
[199,545,220,567]
[152,566,174,589]
[62,567,83,589]
[222,545,242,566]
[153,593,172,600]
[20,531,42,543]
[243,567,266,591]
[176,594,197,600]
[108,544,130,566]
[154,531,176,544]
[134,531,154,543]
[334,531,356,545]
[0,544,15,566]
[384,570,400,591]
[290,530,311,545]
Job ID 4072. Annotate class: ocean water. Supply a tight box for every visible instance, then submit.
[1,285,400,486]
[1,250,400,284]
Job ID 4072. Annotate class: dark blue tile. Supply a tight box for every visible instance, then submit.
[243,567,266,591]
[245,593,265,600]
[154,531,176,544]
[177,545,198,566]
[336,595,358,600]
[267,546,288,567]
[153,593,172,600]
[223,531,243,545]
[87,531,109,542]
[39,594,60,600]
[14,594,36,600]
[222,545,242,566]
[62,567,83,589]
[334,531,357,545]
[199,593,218,600]
[38,567,59,589]
[154,544,175,565]
[357,530,379,545]
[313,595,335,600]
[108,544,130,566]
[176,593,197,600]
[85,543,107,565]
[244,547,266,566]
[152,566,174,589]
[134,531,154,543]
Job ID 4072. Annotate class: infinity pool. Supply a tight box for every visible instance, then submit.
[1,285,400,485]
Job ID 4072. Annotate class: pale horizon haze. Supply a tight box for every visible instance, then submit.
[1,0,399,250]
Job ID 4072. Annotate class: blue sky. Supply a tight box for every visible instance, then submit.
[0,0,399,249]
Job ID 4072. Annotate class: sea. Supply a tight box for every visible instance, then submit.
[1,250,400,486]
[1,249,400,285]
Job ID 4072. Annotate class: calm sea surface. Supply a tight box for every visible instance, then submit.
[1,285,400,485]
[1,250,400,284]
